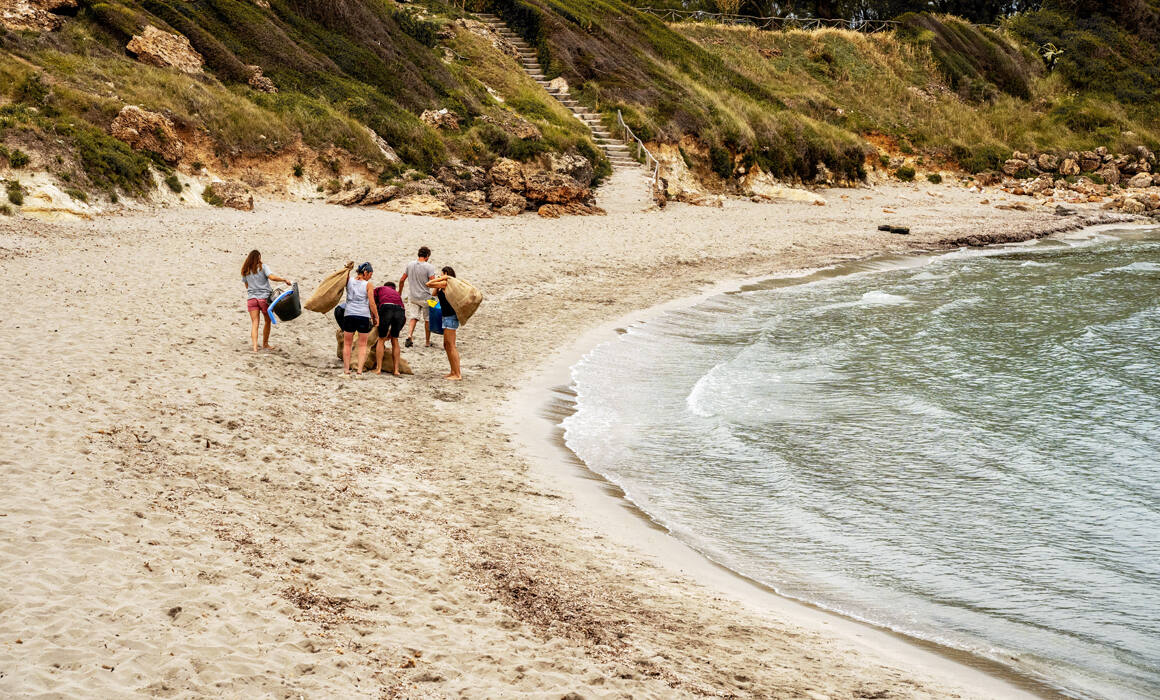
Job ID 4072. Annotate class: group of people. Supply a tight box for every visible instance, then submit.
[241,246,463,380]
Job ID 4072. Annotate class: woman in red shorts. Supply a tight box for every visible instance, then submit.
[241,250,293,352]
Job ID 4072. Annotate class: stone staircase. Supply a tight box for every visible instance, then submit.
[476,12,639,170]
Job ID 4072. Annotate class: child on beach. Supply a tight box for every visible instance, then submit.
[426,266,461,381]
[241,250,293,352]
[374,281,406,376]
[335,262,378,375]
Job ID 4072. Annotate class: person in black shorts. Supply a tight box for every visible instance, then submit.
[373,281,407,376]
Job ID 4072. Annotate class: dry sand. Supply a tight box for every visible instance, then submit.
[0,179,1128,698]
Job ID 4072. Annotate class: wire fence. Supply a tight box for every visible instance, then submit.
[616,110,662,198]
[632,6,901,33]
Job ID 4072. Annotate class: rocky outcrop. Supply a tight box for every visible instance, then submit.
[360,185,399,206]
[1098,163,1120,186]
[1036,153,1059,172]
[420,108,460,130]
[488,158,525,192]
[1127,172,1154,189]
[1002,158,1029,176]
[523,171,590,204]
[740,167,826,205]
[381,194,451,217]
[436,164,488,193]
[537,202,605,218]
[327,185,369,206]
[545,152,594,185]
[1,0,75,31]
[206,181,253,211]
[1059,158,1080,176]
[246,65,277,93]
[109,105,184,163]
[488,186,526,216]
[448,191,492,217]
[127,26,204,74]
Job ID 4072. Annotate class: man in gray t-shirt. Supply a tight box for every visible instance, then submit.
[398,246,438,347]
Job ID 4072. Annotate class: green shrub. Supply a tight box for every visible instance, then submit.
[192,161,205,172]
[66,123,154,194]
[202,184,223,206]
[394,10,438,48]
[6,181,24,205]
[292,162,304,177]
[64,187,88,202]
[951,142,1008,174]
[8,149,30,168]
[895,165,916,181]
[165,173,182,193]
[0,204,11,216]
[927,172,943,184]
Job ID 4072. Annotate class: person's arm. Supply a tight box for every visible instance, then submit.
[426,275,448,290]
[367,281,379,325]
[269,273,292,285]
[398,271,408,294]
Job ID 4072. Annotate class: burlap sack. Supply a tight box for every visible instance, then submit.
[334,328,413,374]
[305,261,354,313]
[443,277,482,324]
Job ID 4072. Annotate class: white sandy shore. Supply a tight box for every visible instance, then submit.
[0,183,1124,697]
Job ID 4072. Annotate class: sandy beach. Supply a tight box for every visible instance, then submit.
[0,179,1128,698]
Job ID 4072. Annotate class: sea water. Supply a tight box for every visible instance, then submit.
[562,227,1160,699]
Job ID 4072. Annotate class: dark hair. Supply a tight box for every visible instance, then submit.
[357,262,373,274]
[242,250,261,277]
[441,266,456,278]
[418,246,431,259]
[384,281,396,289]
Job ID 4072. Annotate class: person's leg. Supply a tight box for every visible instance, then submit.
[249,308,261,351]
[391,337,401,377]
[355,333,369,374]
[405,317,417,342]
[424,318,432,347]
[443,329,460,380]
[261,315,272,349]
[342,331,354,374]
[375,337,385,373]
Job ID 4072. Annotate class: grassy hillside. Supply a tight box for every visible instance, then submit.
[481,0,1159,181]
[0,0,599,199]
[2,0,1158,202]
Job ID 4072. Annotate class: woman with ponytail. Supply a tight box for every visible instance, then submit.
[241,250,293,352]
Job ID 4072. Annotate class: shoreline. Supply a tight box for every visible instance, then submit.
[506,222,1157,700]
[0,188,1145,698]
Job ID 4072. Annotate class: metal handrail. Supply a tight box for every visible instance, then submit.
[616,109,661,197]
[632,6,901,33]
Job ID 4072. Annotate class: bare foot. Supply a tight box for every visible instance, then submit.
[375,368,382,374]
[393,371,401,377]
[444,373,461,381]
[262,344,276,351]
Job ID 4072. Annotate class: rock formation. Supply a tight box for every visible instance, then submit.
[126,26,205,74]
[109,106,184,163]
[420,108,460,131]
[1,0,75,31]
[246,65,277,93]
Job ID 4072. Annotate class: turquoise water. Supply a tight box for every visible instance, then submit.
[563,227,1160,699]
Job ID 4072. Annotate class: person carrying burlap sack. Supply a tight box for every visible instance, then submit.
[426,266,483,381]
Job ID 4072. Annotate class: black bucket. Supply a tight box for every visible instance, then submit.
[269,283,302,323]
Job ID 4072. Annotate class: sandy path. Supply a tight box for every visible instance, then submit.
[0,187,1121,698]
